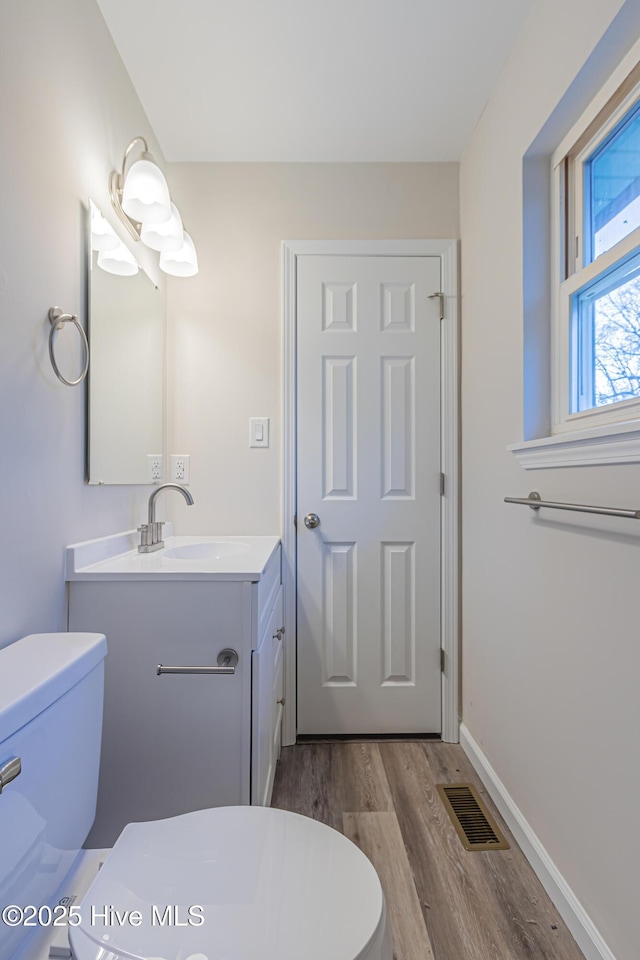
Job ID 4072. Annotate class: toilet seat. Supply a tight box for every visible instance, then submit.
[69,805,392,960]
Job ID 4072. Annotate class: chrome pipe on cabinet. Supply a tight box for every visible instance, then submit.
[157,665,235,676]
[156,648,239,676]
[504,491,640,520]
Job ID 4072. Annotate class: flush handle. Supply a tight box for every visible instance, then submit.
[0,757,21,795]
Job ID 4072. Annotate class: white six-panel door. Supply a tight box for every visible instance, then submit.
[296,255,442,734]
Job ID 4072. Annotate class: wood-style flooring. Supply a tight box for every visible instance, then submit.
[271,741,586,960]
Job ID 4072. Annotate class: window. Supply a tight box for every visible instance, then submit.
[554,60,640,433]
[586,102,640,261]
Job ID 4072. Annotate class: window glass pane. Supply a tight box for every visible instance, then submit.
[586,102,640,261]
[572,253,640,411]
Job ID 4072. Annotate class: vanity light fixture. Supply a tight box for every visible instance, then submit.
[109,136,198,276]
[159,230,199,277]
[97,242,139,277]
[90,204,119,252]
[141,202,184,252]
[90,202,138,276]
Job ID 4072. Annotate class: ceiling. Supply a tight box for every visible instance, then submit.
[97,0,534,163]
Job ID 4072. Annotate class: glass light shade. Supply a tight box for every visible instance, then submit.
[140,202,184,252]
[90,207,120,252]
[121,158,171,225]
[97,241,139,276]
[159,231,198,277]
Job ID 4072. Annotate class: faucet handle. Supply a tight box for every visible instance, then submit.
[138,522,165,554]
[138,523,149,538]
[151,521,164,546]
[137,523,151,551]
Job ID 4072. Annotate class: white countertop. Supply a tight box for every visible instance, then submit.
[66,529,281,581]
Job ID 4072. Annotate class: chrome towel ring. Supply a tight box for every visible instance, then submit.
[48,306,89,386]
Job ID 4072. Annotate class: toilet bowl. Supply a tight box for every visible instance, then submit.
[70,805,392,960]
[0,632,392,960]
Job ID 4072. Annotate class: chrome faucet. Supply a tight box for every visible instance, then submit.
[138,483,194,553]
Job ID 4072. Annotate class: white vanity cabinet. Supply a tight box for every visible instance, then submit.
[66,534,283,848]
[252,582,284,805]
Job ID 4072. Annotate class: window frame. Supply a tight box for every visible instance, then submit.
[552,57,640,435]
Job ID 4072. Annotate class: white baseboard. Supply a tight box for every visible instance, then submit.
[459,723,616,960]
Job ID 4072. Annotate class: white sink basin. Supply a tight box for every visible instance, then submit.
[163,541,252,560]
[66,531,280,581]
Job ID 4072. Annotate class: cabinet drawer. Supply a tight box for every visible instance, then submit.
[267,586,284,672]
[269,595,285,796]
[256,545,281,642]
[251,585,284,806]
[273,624,284,703]
[272,633,284,771]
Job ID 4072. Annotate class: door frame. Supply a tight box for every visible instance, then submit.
[281,239,459,745]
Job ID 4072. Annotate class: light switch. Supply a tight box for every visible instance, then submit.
[250,417,270,448]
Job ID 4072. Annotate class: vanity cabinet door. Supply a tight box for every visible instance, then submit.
[69,579,252,848]
[271,625,284,773]
[251,586,283,805]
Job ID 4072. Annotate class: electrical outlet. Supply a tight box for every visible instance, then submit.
[171,454,190,484]
[147,454,163,483]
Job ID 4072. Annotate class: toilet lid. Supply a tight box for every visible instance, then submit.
[69,806,385,960]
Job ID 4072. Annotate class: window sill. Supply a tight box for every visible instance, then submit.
[508,420,640,469]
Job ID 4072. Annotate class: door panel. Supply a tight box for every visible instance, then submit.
[297,255,442,734]
[382,356,415,498]
[323,356,356,498]
[323,540,357,684]
[381,540,415,684]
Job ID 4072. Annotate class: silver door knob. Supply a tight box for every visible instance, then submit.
[304,513,320,529]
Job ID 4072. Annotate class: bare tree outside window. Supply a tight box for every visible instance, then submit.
[593,274,640,406]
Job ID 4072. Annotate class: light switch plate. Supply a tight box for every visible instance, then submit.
[250,418,270,448]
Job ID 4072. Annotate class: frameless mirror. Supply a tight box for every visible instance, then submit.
[88,200,164,484]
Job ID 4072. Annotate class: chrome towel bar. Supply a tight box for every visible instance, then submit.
[156,648,239,676]
[504,490,640,520]
[157,664,235,676]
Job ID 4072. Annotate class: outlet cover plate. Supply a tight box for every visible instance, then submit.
[147,454,163,482]
[171,454,190,483]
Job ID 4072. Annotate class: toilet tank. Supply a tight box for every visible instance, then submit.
[0,632,106,959]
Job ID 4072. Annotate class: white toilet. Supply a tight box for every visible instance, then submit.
[0,633,392,960]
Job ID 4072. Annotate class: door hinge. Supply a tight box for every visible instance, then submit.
[293,514,297,528]
[440,649,446,673]
[440,472,445,496]
[428,291,445,320]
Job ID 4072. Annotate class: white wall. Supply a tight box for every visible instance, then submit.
[0,0,164,647]
[165,162,459,534]
[460,2,640,958]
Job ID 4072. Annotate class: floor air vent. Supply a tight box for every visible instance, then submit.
[436,783,510,851]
